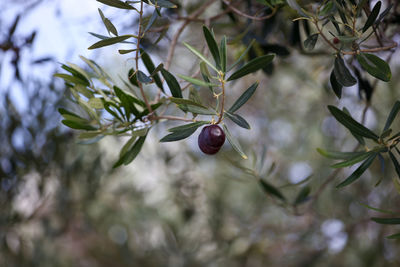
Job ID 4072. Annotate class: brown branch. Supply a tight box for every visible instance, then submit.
[215,78,226,124]
[343,43,398,55]
[314,19,398,55]
[165,0,216,70]
[221,0,277,21]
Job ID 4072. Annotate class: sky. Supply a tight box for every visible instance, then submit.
[0,0,121,112]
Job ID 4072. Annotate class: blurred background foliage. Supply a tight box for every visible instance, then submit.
[1,0,400,266]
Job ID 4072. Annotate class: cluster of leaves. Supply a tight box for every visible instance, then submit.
[56,0,275,166]
[55,0,399,238]
[318,101,400,238]
[290,0,393,99]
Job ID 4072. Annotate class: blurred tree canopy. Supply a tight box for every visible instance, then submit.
[1,0,400,266]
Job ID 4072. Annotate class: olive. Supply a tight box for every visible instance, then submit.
[198,125,225,155]
[333,37,340,44]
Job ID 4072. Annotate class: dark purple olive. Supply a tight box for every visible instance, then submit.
[198,125,225,155]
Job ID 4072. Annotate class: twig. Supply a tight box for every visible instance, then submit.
[221,0,277,21]
[314,19,398,55]
[165,0,216,70]
[216,77,226,124]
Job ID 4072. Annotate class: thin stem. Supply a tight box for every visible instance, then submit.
[216,76,226,124]
[222,0,277,21]
[314,19,340,52]
[135,1,152,114]
[165,0,215,70]
[314,19,397,55]
[343,43,398,55]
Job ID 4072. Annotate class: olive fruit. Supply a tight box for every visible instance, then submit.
[198,125,225,155]
[333,37,340,44]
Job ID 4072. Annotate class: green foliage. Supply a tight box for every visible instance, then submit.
[53,0,400,245]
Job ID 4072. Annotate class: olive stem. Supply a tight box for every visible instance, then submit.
[216,75,226,124]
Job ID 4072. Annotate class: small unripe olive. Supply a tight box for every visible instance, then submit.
[333,37,340,44]
[198,125,225,155]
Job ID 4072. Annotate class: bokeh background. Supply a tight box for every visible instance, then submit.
[1,0,400,266]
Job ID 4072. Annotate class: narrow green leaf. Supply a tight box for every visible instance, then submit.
[169,97,208,108]
[227,55,274,81]
[371,217,400,225]
[386,233,400,239]
[336,153,377,188]
[202,26,221,70]
[225,112,250,129]
[88,32,134,44]
[128,68,139,87]
[168,121,209,132]
[160,127,198,142]
[380,128,392,139]
[336,35,358,43]
[362,1,381,32]
[161,68,182,98]
[118,49,138,54]
[331,151,373,168]
[183,42,218,72]
[222,124,247,159]
[294,186,311,205]
[259,179,286,201]
[177,74,218,87]
[141,50,164,91]
[58,108,83,119]
[60,114,87,123]
[303,33,319,50]
[62,120,97,131]
[384,101,400,131]
[328,105,379,140]
[103,101,124,122]
[122,135,147,165]
[333,56,357,87]
[356,53,391,82]
[375,3,393,26]
[114,86,140,118]
[119,136,137,158]
[79,131,103,139]
[96,0,136,10]
[389,151,400,180]
[330,69,342,99]
[143,8,159,33]
[150,0,177,8]
[61,64,90,85]
[220,36,227,73]
[358,202,395,215]
[228,39,255,72]
[55,73,89,87]
[229,82,258,113]
[113,135,147,168]
[317,148,367,160]
[200,62,213,92]
[88,97,104,109]
[98,8,118,36]
[184,105,217,115]
[88,35,134,49]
